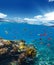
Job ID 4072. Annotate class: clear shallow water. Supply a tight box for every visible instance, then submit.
[0,22,54,65]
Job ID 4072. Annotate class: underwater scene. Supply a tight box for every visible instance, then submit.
[0,0,54,65]
[0,22,54,65]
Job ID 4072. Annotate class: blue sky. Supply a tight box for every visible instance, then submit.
[0,0,54,17]
[0,0,54,26]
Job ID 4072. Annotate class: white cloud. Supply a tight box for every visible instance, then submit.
[23,18,42,25]
[0,13,7,18]
[34,12,54,21]
[24,18,37,24]
[34,12,54,26]
[44,12,54,20]
[14,17,24,23]
[23,12,54,26]
[0,13,8,22]
[0,12,54,26]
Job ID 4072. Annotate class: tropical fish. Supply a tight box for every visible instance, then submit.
[40,33,47,36]
[5,30,8,34]
[47,43,51,47]
[48,37,52,40]
[37,33,47,36]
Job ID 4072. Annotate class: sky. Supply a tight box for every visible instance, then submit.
[0,0,54,26]
[0,0,53,17]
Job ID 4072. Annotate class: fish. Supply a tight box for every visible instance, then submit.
[47,43,51,47]
[39,38,42,40]
[37,33,47,36]
[48,37,52,40]
[23,28,27,31]
[40,42,43,44]
[40,33,47,36]
[5,30,8,34]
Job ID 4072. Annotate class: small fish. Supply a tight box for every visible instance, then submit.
[37,33,47,36]
[23,28,27,31]
[47,43,51,47]
[37,34,40,36]
[40,42,43,44]
[43,33,47,36]
[48,38,52,40]
[5,30,8,34]
[31,39,37,43]
[14,36,16,38]
[40,33,47,36]
[39,38,42,40]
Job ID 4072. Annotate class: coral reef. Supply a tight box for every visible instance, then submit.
[0,39,37,65]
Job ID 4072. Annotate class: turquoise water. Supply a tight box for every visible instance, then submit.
[0,22,54,65]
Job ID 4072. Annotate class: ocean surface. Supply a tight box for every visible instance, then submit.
[0,22,54,65]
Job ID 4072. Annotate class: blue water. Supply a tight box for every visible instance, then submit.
[0,22,54,65]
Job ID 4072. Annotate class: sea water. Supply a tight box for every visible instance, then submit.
[0,22,54,65]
